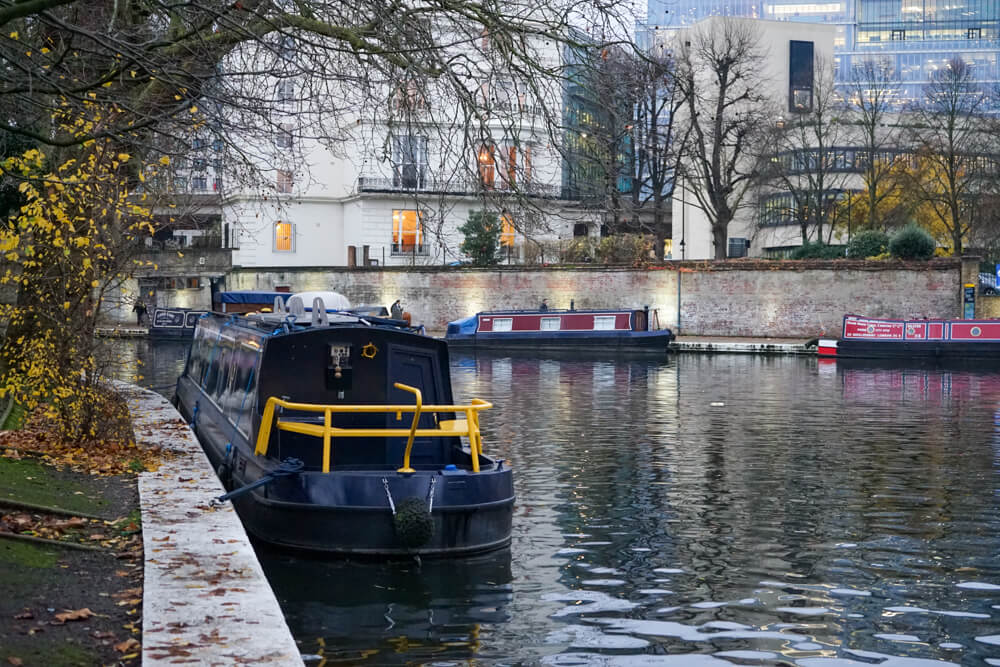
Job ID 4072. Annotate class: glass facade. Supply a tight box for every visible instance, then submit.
[644,0,1000,107]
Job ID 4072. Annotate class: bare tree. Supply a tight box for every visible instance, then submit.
[630,44,685,259]
[760,53,849,245]
[906,57,998,255]
[845,58,903,230]
[675,18,772,260]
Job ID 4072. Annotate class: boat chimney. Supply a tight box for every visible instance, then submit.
[644,305,650,331]
[570,299,575,311]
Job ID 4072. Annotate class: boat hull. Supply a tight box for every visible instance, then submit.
[447,329,674,353]
[820,314,1000,361]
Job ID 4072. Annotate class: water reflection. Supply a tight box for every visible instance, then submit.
[258,548,513,664]
[124,341,1000,665]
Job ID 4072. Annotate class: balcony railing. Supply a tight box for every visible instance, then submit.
[357,176,562,199]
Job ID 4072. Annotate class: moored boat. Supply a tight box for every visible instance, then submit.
[817,314,1000,360]
[445,307,675,353]
[149,307,210,338]
[173,293,514,556]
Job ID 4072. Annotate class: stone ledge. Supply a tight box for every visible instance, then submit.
[119,383,303,667]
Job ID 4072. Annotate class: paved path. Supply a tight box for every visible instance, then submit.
[121,384,303,666]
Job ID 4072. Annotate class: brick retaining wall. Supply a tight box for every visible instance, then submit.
[227,258,967,338]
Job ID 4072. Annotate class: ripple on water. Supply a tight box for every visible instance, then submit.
[546,625,650,649]
[797,648,960,666]
[581,579,627,587]
[885,606,991,619]
[541,654,736,666]
[957,582,1000,590]
[593,618,809,643]
[542,590,640,617]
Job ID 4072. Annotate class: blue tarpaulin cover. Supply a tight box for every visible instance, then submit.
[215,291,290,304]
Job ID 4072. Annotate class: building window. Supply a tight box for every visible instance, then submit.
[890,29,905,41]
[392,209,426,255]
[276,79,294,103]
[186,277,201,289]
[274,221,294,252]
[788,40,814,113]
[500,214,516,247]
[392,135,427,189]
[573,223,589,237]
[276,169,293,193]
[594,315,616,330]
[276,125,293,149]
[540,317,561,331]
[967,28,981,39]
[728,237,750,258]
[477,145,495,188]
[492,318,513,332]
[192,175,207,191]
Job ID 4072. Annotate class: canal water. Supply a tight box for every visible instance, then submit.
[127,340,1000,666]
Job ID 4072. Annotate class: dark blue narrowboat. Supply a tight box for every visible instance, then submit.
[149,307,210,338]
[174,294,514,557]
[445,307,675,353]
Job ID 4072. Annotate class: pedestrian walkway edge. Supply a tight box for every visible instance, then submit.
[119,383,303,666]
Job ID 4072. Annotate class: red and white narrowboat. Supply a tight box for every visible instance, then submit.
[817,314,1000,360]
[445,307,675,353]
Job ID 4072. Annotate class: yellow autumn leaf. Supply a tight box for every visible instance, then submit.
[9,31,18,40]
[158,156,170,166]
[63,302,70,310]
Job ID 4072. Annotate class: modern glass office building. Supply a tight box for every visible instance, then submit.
[643,0,1000,105]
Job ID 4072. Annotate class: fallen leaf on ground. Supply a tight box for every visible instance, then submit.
[54,608,94,622]
[13,610,33,620]
[114,638,140,653]
[8,657,24,665]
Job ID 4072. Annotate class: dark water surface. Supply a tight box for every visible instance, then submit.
[127,340,1000,665]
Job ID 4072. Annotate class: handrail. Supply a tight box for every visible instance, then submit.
[253,382,492,473]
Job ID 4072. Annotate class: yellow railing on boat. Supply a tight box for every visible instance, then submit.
[253,383,492,473]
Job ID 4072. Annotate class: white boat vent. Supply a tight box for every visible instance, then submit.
[287,295,306,319]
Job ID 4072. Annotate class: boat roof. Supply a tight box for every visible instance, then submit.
[215,290,291,304]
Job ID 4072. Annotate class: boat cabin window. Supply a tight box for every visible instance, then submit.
[540,316,561,331]
[492,317,513,332]
[594,315,616,330]
[186,321,263,438]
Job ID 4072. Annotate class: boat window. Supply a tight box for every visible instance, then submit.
[594,315,617,330]
[228,334,261,436]
[492,317,513,332]
[540,316,561,331]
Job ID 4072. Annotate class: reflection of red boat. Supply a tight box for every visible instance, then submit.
[818,314,1000,360]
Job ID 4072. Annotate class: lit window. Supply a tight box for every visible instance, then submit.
[492,318,513,332]
[500,214,515,247]
[540,317,561,331]
[274,221,293,252]
[477,145,495,188]
[594,315,616,330]
[276,170,293,193]
[392,209,425,254]
[186,277,201,289]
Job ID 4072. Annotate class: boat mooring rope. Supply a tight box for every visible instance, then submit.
[382,477,396,515]
[426,476,436,513]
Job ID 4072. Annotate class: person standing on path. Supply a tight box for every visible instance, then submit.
[133,300,148,326]
[391,299,404,320]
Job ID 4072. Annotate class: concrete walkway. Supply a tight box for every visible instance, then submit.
[120,384,303,666]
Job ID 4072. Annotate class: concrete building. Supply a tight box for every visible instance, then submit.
[667,18,838,259]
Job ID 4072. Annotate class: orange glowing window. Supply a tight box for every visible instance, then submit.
[500,214,515,247]
[506,146,517,187]
[392,209,424,254]
[274,221,293,252]
[477,145,495,188]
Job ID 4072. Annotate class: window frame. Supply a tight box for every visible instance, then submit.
[391,209,427,255]
[274,220,295,252]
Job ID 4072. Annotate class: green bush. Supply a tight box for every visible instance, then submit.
[846,229,890,259]
[595,234,653,265]
[562,237,596,263]
[888,223,936,260]
[790,242,845,260]
[458,210,501,266]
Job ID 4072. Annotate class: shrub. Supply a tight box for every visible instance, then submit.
[595,234,654,265]
[846,229,890,259]
[458,210,501,266]
[562,237,596,263]
[888,223,936,260]
[790,242,845,260]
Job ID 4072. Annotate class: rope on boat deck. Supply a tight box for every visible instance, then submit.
[382,477,396,515]
[212,457,304,505]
